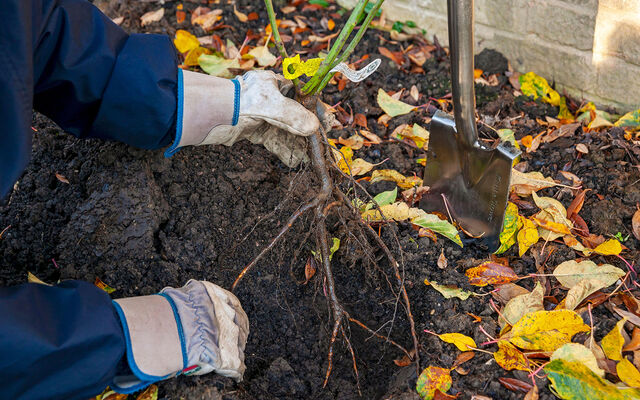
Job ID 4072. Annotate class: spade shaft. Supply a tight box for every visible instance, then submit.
[419,0,520,251]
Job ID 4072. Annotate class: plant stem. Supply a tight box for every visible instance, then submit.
[301,0,369,95]
[264,0,288,59]
[312,0,384,94]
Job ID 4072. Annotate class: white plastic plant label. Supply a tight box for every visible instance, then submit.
[330,59,381,83]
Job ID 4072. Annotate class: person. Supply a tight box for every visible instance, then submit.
[0,0,321,399]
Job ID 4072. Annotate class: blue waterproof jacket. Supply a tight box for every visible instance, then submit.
[1,0,179,198]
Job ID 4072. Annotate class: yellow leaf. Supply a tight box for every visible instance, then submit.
[593,239,623,256]
[504,309,590,351]
[494,341,531,371]
[391,124,430,149]
[517,217,539,256]
[27,271,50,285]
[184,46,211,67]
[233,5,248,22]
[519,71,561,106]
[495,202,521,254]
[553,260,624,310]
[617,358,640,388]
[510,169,558,196]
[377,89,415,118]
[614,109,640,132]
[416,366,452,400]
[173,30,200,53]
[135,384,158,400]
[370,169,422,189]
[602,318,627,361]
[361,201,411,222]
[425,280,475,300]
[349,158,375,176]
[282,55,323,79]
[532,192,573,241]
[551,343,605,377]
[437,332,477,351]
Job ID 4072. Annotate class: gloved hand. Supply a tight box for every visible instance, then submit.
[165,69,320,167]
[111,280,249,394]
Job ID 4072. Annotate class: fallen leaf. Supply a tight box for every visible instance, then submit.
[354,113,368,129]
[377,89,415,117]
[416,366,452,400]
[401,186,430,205]
[524,385,539,400]
[567,189,589,218]
[551,343,604,377]
[617,358,640,388]
[602,318,627,361]
[370,169,422,189]
[517,217,539,256]
[140,8,164,26]
[27,272,50,285]
[500,282,544,327]
[432,332,476,351]
[371,188,398,207]
[503,309,590,351]
[545,359,637,399]
[495,202,521,254]
[55,173,69,184]
[510,169,558,196]
[425,280,474,300]
[532,192,573,241]
[465,261,519,287]
[593,239,622,256]
[198,53,240,78]
[553,260,624,310]
[494,341,531,371]
[304,256,317,284]
[623,327,640,352]
[378,46,404,65]
[174,30,200,53]
[519,71,560,106]
[452,351,475,369]
[359,129,382,144]
[111,16,124,25]
[94,277,116,294]
[493,283,530,304]
[614,109,640,132]
[632,209,640,241]
[233,5,248,22]
[576,143,589,154]
[192,9,223,31]
[248,45,277,67]
[498,377,533,393]
[135,384,158,400]
[410,85,420,102]
[437,249,447,269]
[411,210,462,246]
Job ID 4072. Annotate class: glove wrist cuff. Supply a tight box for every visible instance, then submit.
[111,294,186,394]
[164,70,239,157]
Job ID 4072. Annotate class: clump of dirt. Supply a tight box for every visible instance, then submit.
[1,1,638,399]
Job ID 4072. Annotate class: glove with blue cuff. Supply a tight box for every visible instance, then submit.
[165,69,320,167]
[111,280,249,394]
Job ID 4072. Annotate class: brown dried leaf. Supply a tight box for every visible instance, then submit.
[378,46,404,65]
[465,261,519,287]
[633,209,640,241]
[567,189,589,218]
[393,352,413,367]
[623,327,640,352]
[576,143,589,154]
[437,249,447,269]
[359,130,382,144]
[524,385,539,400]
[304,256,316,284]
[452,351,475,369]
[354,113,368,129]
[433,390,460,400]
[55,173,69,184]
[140,8,164,26]
[492,283,531,304]
[233,5,248,22]
[499,377,533,393]
[401,186,430,205]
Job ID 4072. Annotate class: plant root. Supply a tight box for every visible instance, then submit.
[232,97,421,388]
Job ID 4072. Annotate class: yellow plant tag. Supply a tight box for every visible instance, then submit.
[283,54,324,79]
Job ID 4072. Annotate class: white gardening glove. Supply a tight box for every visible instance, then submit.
[110,280,249,394]
[165,69,320,167]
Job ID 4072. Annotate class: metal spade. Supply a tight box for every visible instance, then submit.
[419,0,520,251]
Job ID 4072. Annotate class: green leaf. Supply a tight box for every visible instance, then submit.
[495,202,521,254]
[309,0,329,7]
[416,366,452,400]
[615,109,640,132]
[364,2,382,16]
[545,359,639,399]
[329,237,340,261]
[405,20,417,28]
[519,71,561,106]
[392,21,404,32]
[411,211,463,247]
[425,280,475,300]
[198,54,240,78]
[377,89,415,117]
[551,343,604,378]
[372,188,398,207]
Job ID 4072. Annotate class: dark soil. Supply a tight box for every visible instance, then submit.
[1,1,639,399]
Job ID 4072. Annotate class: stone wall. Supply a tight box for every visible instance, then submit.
[338,0,640,111]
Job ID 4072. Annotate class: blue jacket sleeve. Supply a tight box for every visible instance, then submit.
[0,0,178,197]
[33,0,179,148]
[0,281,126,400]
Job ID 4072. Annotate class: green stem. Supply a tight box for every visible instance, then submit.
[264,0,288,59]
[311,0,384,94]
[301,0,369,95]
